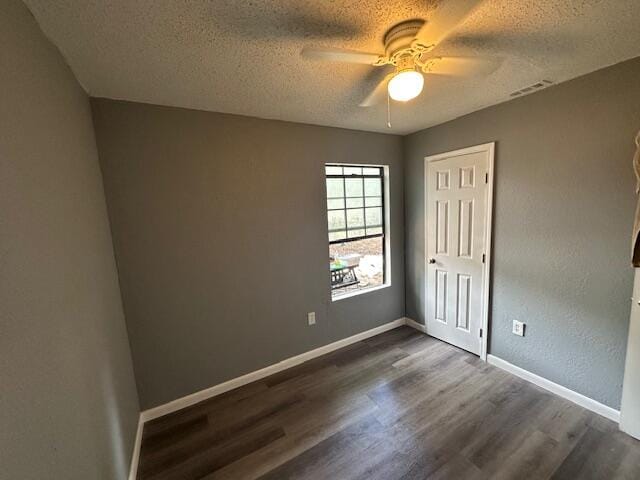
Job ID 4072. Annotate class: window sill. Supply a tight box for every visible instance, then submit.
[331,283,392,302]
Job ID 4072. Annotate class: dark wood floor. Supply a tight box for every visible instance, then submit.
[137,326,640,479]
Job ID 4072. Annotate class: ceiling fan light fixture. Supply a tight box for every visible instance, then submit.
[388,69,424,102]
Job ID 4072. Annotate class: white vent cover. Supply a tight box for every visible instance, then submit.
[510,80,554,97]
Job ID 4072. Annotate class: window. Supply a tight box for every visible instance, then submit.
[326,164,389,299]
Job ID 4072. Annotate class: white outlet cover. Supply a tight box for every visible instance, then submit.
[307,312,316,326]
[512,320,525,336]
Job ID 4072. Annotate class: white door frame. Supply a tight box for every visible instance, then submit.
[424,142,495,360]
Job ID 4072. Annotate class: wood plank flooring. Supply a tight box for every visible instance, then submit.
[137,327,640,479]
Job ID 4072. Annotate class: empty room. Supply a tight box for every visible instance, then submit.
[4,0,640,478]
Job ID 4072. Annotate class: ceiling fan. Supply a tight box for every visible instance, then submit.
[301,0,496,106]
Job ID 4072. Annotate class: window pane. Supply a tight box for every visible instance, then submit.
[345,178,363,197]
[328,210,346,230]
[365,207,382,227]
[327,198,344,209]
[326,178,344,198]
[325,165,343,175]
[346,197,363,208]
[346,208,365,228]
[344,166,362,175]
[364,178,381,196]
[362,167,380,175]
[366,226,383,235]
[329,231,346,242]
[330,237,384,298]
[347,228,366,238]
[365,196,382,207]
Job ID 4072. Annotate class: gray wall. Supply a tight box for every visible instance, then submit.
[0,1,140,478]
[404,57,640,409]
[91,99,405,409]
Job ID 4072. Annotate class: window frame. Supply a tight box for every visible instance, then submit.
[326,165,386,245]
[325,163,391,300]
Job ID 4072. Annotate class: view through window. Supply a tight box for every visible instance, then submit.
[326,164,388,299]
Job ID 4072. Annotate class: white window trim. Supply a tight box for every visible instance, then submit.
[332,283,392,302]
[328,163,391,302]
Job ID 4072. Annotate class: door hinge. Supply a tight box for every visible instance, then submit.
[485,172,489,184]
[482,253,486,263]
[479,328,483,338]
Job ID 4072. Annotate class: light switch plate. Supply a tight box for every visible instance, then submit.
[307,312,316,326]
[513,319,525,337]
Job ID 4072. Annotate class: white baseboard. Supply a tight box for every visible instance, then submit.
[127,323,621,478]
[140,317,407,423]
[128,415,144,480]
[129,317,415,476]
[405,317,427,333]
[487,354,620,423]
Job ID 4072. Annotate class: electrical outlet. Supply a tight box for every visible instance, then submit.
[512,319,525,337]
[307,312,316,326]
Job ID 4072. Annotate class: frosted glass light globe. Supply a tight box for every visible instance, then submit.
[388,70,424,102]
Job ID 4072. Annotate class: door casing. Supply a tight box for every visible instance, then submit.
[424,142,495,360]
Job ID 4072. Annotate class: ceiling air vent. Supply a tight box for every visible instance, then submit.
[510,80,554,98]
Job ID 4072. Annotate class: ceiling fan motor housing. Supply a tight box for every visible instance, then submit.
[382,19,432,65]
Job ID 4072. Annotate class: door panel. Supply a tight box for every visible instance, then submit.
[456,274,471,331]
[459,166,475,188]
[435,270,448,323]
[437,170,450,190]
[458,199,473,258]
[435,200,449,255]
[426,149,489,355]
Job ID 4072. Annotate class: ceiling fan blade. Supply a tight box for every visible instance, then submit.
[301,47,383,65]
[359,73,394,107]
[422,56,500,77]
[212,7,363,40]
[415,0,484,49]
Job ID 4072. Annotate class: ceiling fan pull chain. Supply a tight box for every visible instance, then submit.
[387,91,392,129]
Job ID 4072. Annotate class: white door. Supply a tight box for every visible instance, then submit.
[425,144,493,356]
[621,269,640,440]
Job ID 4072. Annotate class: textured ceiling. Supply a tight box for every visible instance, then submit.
[24,0,640,134]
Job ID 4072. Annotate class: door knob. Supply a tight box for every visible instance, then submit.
[428,258,436,264]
